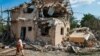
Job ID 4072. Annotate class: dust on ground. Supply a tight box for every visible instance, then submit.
[0,49,100,56]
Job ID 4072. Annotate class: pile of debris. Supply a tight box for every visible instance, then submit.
[65,27,100,53]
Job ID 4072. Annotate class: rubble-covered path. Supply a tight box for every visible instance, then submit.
[0,48,100,56]
[0,49,70,56]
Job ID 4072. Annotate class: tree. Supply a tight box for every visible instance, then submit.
[81,13,100,30]
[0,20,5,35]
[0,17,7,35]
[70,16,79,29]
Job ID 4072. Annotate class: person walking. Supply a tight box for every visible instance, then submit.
[16,37,24,56]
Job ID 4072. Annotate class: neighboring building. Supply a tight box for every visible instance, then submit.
[10,0,72,46]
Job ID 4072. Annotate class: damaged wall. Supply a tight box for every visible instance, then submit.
[19,21,36,40]
[11,20,37,41]
[10,4,38,41]
[54,19,70,45]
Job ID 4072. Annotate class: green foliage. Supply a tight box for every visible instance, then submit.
[70,16,79,29]
[0,23,3,35]
[81,13,100,30]
[0,20,7,35]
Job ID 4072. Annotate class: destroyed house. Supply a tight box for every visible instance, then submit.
[69,27,97,47]
[10,0,73,46]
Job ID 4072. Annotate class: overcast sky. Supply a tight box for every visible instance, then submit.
[0,0,100,20]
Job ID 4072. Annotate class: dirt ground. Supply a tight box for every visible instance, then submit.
[0,43,100,56]
[0,48,100,56]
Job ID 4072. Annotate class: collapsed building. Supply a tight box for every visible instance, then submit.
[69,27,97,47]
[10,0,73,46]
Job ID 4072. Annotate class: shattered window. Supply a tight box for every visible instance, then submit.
[23,5,34,13]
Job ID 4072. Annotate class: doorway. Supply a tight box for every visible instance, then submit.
[20,27,26,40]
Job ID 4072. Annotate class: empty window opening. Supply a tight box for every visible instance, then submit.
[38,23,51,36]
[28,27,32,31]
[41,6,66,18]
[43,7,50,17]
[61,27,64,35]
[23,5,34,13]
